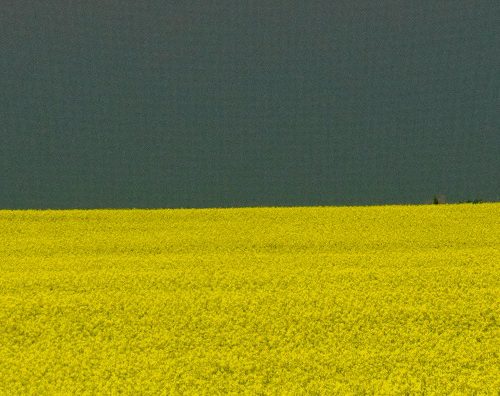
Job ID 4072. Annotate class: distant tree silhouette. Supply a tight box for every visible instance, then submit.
[459,199,484,204]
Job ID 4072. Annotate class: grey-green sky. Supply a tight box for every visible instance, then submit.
[1,1,499,208]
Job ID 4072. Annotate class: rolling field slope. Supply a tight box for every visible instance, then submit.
[0,204,499,394]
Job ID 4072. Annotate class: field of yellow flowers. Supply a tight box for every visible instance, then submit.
[0,203,498,394]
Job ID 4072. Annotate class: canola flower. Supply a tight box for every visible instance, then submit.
[0,203,499,394]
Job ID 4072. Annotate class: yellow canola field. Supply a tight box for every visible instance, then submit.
[0,204,499,394]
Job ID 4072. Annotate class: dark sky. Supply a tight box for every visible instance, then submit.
[1,1,499,209]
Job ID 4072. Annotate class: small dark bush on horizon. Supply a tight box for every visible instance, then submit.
[431,195,488,205]
[458,199,484,204]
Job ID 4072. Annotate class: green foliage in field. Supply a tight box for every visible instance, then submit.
[0,204,499,394]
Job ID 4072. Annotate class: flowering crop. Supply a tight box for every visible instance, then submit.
[0,204,498,394]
